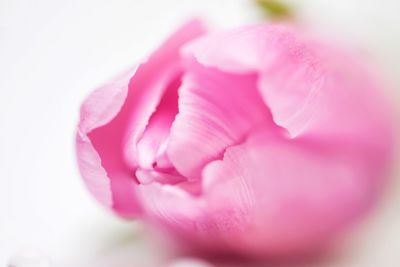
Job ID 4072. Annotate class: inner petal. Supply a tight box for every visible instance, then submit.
[136,76,180,170]
[166,57,277,180]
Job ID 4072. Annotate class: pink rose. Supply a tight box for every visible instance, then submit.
[76,20,393,256]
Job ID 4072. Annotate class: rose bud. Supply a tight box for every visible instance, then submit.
[76,20,394,257]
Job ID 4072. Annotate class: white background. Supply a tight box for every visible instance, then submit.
[1,0,399,266]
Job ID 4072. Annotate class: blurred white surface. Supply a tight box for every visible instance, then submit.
[0,0,399,266]
[7,249,51,267]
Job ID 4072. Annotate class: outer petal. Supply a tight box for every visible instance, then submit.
[201,128,386,255]
[77,67,136,209]
[76,20,206,218]
[139,126,387,256]
[184,24,393,147]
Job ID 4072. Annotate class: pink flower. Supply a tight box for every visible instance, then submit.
[76,20,393,256]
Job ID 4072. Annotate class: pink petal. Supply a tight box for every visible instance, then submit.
[184,24,393,147]
[77,67,136,209]
[121,19,206,170]
[76,20,206,218]
[139,125,387,256]
[167,58,277,179]
[200,128,385,255]
[136,76,180,170]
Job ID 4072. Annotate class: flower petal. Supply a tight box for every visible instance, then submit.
[122,19,207,170]
[167,59,276,179]
[183,25,325,137]
[76,20,206,218]
[200,127,385,255]
[136,76,180,170]
[139,124,387,256]
[77,67,136,210]
[184,24,393,145]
